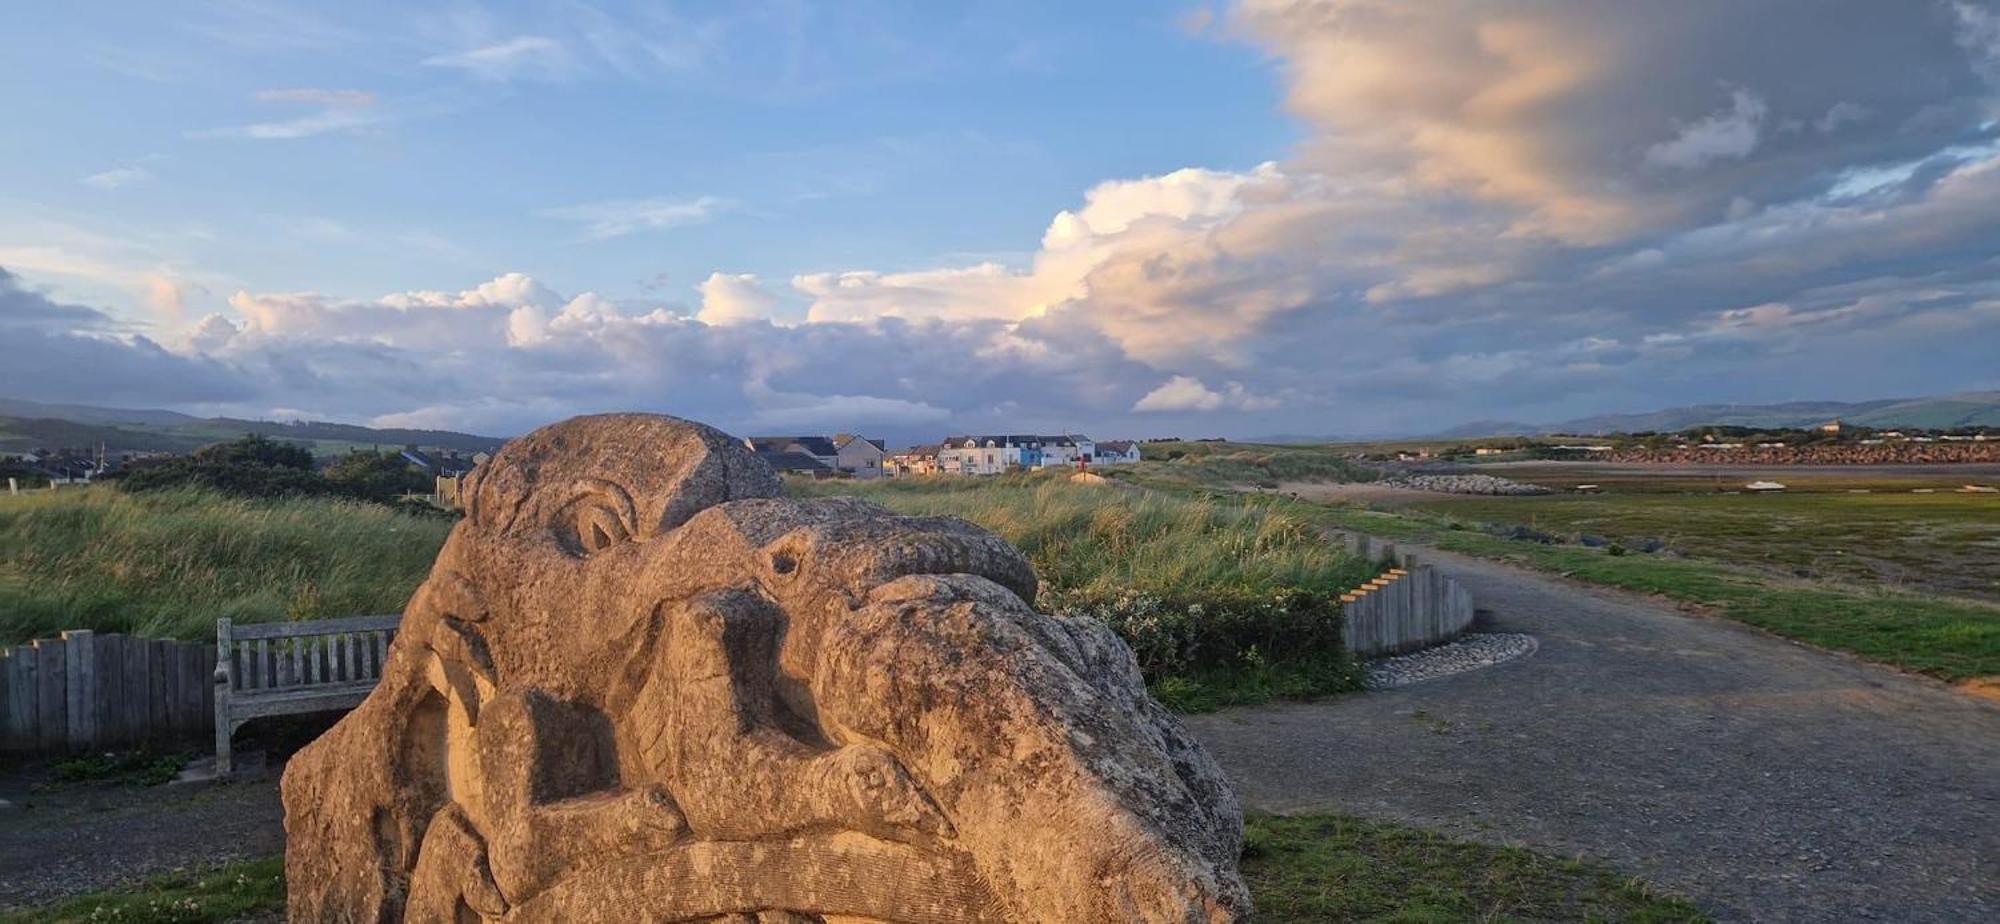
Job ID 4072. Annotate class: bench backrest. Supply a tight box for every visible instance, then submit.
[218,615,401,695]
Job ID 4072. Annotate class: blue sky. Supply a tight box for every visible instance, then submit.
[0,2,1285,310]
[4,2,2000,443]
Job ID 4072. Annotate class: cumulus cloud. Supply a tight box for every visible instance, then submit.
[1132,376,1276,413]
[697,273,780,325]
[0,268,244,407]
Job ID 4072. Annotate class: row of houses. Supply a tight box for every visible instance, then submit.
[747,433,1145,479]
[894,435,1142,477]
[746,434,890,478]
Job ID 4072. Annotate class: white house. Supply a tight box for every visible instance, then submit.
[1034,434,1095,468]
[937,435,1043,475]
[833,433,888,479]
[1094,440,1143,464]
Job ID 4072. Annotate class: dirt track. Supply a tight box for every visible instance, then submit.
[1186,547,2000,923]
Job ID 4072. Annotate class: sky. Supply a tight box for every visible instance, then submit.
[3,1,2000,443]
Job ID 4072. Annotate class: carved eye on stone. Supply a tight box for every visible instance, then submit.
[573,502,630,554]
[552,479,640,557]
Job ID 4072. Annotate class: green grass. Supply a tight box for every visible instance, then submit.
[792,473,1378,709]
[1245,814,1708,923]
[0,486,452,644]
[48,750,190,788]
[1283,499,2000,683]
[1398,490,2000,603]
[0,856,285,924]
[0,817,1708,924]
[1129,441,1378,489]
[795,473,1374,600]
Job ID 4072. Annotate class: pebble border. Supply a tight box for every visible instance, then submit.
[1367,632,1538,689]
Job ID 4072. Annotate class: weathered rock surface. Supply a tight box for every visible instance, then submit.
[282,413,1248,923]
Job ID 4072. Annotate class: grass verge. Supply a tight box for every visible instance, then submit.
[0,857,285,924]
[0,817,1707,924]
[0,486,451,644]
[1283,499,2000,682]
[1244,814,1708,923]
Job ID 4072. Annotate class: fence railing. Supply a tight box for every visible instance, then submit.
[1,630,216,753]
[1334,532,1478,657]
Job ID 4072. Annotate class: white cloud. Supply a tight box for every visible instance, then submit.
[1132,376,1274,413]
[697,273,779,325]
[193,87,384,141]
[539,195,727,240]
[83,167,152,190]
[1645,89,1768,169]
[424,36,568,81]
[253,88,376,107]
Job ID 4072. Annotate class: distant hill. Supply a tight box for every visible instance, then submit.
[0,397,196,427]
[1436,391,2000,438]
[0,398,506,457]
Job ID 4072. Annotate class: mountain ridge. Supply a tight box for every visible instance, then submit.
[1434,391,2000,438]
[0,398,506,456]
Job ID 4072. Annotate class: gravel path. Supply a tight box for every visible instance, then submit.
[1186,547,2000,923]
[0,767,284,910]
[1366,632,1537,689]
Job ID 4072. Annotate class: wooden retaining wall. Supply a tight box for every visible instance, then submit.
[1335,532,1478,658]
[0,631,216,753]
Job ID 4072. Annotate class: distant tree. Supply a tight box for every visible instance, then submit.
[119,434,327,498]
[324,451,432,504]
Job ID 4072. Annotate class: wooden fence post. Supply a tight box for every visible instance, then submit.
[214,618,234,776]
[62,630,95,750]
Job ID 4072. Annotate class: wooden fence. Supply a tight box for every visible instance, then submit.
[1335,533,1478,658]
[1,630,216,753]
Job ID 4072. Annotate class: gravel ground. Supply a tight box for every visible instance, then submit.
[1186,547,2000,923]
[0,765,284,910]
[1377,473,1553,495]
[1367,632,1537,689]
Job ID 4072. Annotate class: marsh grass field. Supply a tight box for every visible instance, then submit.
[1252,457,2000,684]
[1396,486,2000,603]
[0,486,451,644]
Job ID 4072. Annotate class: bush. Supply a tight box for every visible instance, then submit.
[119,435,324,499]
[324,451,433,504]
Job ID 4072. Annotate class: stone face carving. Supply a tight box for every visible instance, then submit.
[281,413,1249,923]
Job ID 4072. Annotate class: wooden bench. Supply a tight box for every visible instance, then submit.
[213,614,400,776]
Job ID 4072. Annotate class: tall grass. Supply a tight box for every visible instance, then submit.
[0,486,451,643]
[796,473,1370,599]
[1129,441,1378,489]
[794,473,1379,709]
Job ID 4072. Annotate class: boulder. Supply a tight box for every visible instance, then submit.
[282,413,1248,923]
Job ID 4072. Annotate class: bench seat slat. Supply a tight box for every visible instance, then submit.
[230,615,402,639]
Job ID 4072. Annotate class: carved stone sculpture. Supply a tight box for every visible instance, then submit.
[281,413,1249,922]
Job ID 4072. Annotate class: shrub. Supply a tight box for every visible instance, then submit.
[119,435,324,499]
